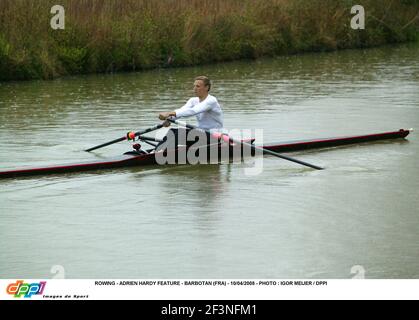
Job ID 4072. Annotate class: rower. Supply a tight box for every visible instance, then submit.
[158,76,224,131]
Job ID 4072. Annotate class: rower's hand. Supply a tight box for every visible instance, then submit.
[159,112,173,120]
[162,119,171,127]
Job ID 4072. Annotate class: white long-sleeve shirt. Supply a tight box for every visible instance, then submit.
[175,94,223,130]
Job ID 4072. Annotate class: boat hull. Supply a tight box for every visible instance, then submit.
[0,129,410,179]
[263,129,410,153]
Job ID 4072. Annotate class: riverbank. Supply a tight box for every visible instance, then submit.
[0,0,418,81]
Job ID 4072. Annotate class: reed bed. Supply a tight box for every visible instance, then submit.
[0,0,418,80]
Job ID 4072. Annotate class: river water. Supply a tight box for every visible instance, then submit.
[1,43,418,279]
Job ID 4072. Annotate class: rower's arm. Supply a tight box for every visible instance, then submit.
[173,98,195,117]
[159,98,194,120]
[175,99,213,118]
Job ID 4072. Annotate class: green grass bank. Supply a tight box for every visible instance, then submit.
[0,0,418,81]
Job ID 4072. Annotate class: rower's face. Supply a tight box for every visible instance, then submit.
[193,80,208,97]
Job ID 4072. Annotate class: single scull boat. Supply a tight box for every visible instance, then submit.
[0,129,410,179]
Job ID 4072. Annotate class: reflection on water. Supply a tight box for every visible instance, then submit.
[1,43,419,278]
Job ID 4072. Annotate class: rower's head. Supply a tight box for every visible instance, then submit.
[194,76,211,99]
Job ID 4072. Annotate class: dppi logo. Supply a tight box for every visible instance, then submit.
[6,280,46,298]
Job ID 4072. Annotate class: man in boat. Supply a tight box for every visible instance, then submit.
[157,76,224,158]
[158,76,224,131]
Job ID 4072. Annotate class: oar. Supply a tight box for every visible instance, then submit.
[85,123,164,152]
[168,118,324,170]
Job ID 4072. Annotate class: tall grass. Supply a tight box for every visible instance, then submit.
[0,0,418,81]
